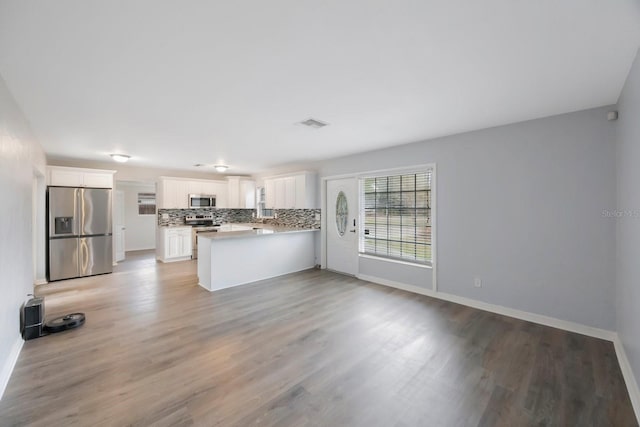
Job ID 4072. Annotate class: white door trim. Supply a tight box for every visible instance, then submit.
[321,163,437,291]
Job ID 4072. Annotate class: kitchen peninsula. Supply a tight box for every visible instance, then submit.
[197,224,318,291]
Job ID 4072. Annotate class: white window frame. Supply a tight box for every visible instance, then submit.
[256,187,274,219]
[137,192,156,216]
[358,168,433,267]
[320,163,437,291]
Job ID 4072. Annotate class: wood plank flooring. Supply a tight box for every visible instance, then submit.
[0,250,636,426]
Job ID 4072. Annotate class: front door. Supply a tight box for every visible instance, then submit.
[326,177,358,275]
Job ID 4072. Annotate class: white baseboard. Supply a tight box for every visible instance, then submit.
[613,335,640,421]
[358,273,638,423]
[356,274,616,341]
[0,336,24,400]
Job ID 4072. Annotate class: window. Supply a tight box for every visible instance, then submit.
[361,170,432,265]
[138,192,156,215]
[256,187,274,218]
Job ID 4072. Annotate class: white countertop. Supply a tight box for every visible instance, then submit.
[197,223,319,241]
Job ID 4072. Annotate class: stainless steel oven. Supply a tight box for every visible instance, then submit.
[191,227,218,259]
[188,194,216,209]
[185,214,219,259]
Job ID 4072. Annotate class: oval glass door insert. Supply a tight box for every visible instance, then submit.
[336,191,348,236]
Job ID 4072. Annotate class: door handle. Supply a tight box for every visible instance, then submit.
[350,230,356,233]
[80,239,89,273]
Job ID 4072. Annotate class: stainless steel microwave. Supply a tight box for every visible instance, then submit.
[188,194,216,208]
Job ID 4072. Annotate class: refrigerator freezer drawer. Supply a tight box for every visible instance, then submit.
[79,236,113,277]
[49,238,79,281]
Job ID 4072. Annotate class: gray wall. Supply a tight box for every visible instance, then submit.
[0,73,46,393]
[616,48,640,388]
[319,106,617,330]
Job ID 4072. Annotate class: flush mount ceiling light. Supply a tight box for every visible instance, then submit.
[299,118,329,129]
[214,164,228,173]
[110,154,130,163]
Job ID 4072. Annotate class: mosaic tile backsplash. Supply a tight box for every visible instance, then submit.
[158,208,321,229]
[261,209,321,229]
[157,208,254,226]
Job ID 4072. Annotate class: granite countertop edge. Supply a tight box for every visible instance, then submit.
[197,224,320,240]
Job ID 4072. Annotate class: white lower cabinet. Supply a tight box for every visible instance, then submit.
[157,227,192,262]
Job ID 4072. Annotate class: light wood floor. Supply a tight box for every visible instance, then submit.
[0,250,636,426]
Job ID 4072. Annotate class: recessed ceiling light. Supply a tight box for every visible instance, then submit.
[299,118,329,129]
[214,165,228,173]
[110,154,130,163]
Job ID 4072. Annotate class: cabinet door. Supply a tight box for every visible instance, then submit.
[162,181,179,209]
[274,179,286,209]
[201,181,217,197]
[49,169,84,187]
[210,181,227,208]
[83,173,113,188]
[241,180,256,209]
[166,231,181,258]
[188,181,203,196]
[264,179,275,209]
[295,174,307,209]
[284,177,296,209]
[176,181,189,209]
[179,230,192,257]
[227,178,240,209]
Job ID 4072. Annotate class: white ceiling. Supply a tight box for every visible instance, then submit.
[1,1,639,174]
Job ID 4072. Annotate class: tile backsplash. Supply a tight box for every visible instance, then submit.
[157,208,254,226]
[262,209,321,229]
[158,208,321,229]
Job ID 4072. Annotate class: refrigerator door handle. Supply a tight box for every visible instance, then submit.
[80,238,89,275]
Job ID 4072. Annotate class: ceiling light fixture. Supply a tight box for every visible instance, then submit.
[110,154,130,163]
[214,164,228,173]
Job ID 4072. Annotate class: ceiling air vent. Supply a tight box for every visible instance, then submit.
[299,118,329,129]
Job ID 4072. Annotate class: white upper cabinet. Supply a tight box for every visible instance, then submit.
[157,178,189,209]
[263,172,317,209]
[226,176,256,209]
[265,179,276,209]
[157,177,228,209]
[241,180,256,209]
[47,166,115,188]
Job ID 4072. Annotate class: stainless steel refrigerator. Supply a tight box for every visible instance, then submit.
[47,187,113,281]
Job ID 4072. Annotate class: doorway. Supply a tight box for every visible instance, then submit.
[114,181,157,262]
[325,177,359,276]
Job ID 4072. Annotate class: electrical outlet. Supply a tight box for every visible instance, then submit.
[162,213,169,220]
[315,213,321,221]
[474,277,482,288]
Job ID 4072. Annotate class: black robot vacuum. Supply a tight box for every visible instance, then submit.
[21,295,85,340]
[44,313,86,333]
